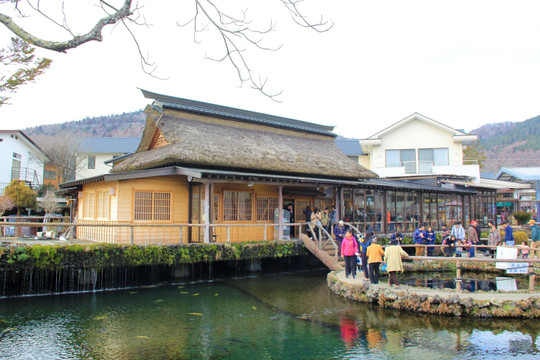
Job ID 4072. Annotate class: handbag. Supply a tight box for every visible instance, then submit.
[381,263,387,272]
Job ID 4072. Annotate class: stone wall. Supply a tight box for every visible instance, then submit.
[327,271,540,318]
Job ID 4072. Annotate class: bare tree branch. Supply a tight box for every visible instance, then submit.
[0,0,333,100]
[0,0,134,52]
[178,0,331,100]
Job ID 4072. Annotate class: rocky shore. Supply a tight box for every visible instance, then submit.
[327,271,540,318]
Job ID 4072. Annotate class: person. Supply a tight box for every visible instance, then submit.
[467,221,480,257]
[451,221,465,243]
[443,234,456,256]
[519,241,530,259]
[413,224,426,256]
[366,237,384,284]
[529,219,540,259]
[320,207,330,234]
[426,226,436,257]
[455,240,463,257]
[329,206,338,234]
[383,238,408,286]
[487,223,501,257]
[341,229,359,278]
[303,205,313,236]
[441,224,451,238]
[334,220,346,255]
[311,208,321,225]
[473,220,483,253]
[529,219,540,241]
[359,231,374,280]
[502,221,514,246]
[390,231,403,245]
[286,203,295,236]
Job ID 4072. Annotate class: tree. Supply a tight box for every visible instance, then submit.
[463,140,487,169]
[39,135,86,183]
[0,0,330,99]
[4,180,37,216]
[38,189,62,215]
[0,36,52,106]
[4,180,37,236]
[0,195,14,216]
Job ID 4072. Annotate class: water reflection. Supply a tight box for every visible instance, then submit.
[397,272,529,292]
[0,270,538,359]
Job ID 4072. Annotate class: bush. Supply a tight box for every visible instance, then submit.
[512,212,532,225]
[514,231,528,244]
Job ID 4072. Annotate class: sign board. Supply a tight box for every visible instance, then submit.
[495,246,527,274]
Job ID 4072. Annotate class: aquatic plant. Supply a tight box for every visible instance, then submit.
[0,241,308,271]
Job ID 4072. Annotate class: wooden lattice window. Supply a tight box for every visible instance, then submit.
[224,191,252,221]
[83,192,95,219]
[256,196,279,221]
[96,191,109,219]
[134,191,171,221]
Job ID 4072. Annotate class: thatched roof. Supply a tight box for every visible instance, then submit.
[112,95,377,180]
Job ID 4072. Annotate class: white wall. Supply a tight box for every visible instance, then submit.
[76,153,118,180]
[370,118,464,169]
[0,132,45,189]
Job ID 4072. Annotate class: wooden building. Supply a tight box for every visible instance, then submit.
[62,90,377,244]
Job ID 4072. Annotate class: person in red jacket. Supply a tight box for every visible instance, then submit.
[341,229,359,278]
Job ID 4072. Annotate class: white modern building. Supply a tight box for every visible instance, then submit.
[0,130,49,195]
[355,113,480,181]
[76,137,140,180]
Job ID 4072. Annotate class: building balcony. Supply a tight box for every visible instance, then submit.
[373,161,480,181]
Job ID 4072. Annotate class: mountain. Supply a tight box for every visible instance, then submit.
[24,110,146,145]
[471,115,540,172]
[23,110,540,174]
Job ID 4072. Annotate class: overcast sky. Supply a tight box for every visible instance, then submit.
[1,0,540,137]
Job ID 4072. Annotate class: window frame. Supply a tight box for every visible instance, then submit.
[223,190,253,222]
[133,190,172,222]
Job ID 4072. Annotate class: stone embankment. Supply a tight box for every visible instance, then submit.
[327,271,540,318]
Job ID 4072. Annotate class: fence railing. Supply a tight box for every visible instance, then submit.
[0,219,315,245]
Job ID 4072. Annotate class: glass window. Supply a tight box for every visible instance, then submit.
[224,191,252,221]
[386,149,416,173]
[386,150,400,167]
[256,196,278,221]
[88,155,96,169]
[44,170,56,180]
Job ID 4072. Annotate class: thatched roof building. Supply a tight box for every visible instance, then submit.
[112,90,377,180]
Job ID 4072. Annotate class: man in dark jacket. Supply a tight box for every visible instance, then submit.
[359,231,374,280]
[503,222,514,246]
[413,224,426,256]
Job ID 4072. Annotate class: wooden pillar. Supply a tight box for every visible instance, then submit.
[456,260,462,293]
[278,185,283,241]
[338,187,343,221]
[529,261,536,293]
[204,182,210,244]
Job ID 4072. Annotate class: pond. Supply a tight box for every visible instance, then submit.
[0,270,538,359]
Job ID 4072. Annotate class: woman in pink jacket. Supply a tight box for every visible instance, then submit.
[341,229,359,278]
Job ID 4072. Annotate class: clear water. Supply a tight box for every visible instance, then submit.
[0,270,538,359]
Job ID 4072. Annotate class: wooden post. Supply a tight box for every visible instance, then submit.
[204,182,210,244]
[455,260,462,293]
[278,185,283,241]
[530,261,536,293]
[179,226,183,244]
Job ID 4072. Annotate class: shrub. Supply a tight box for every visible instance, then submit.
[512,212,532,225]
[514,231,528,244]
